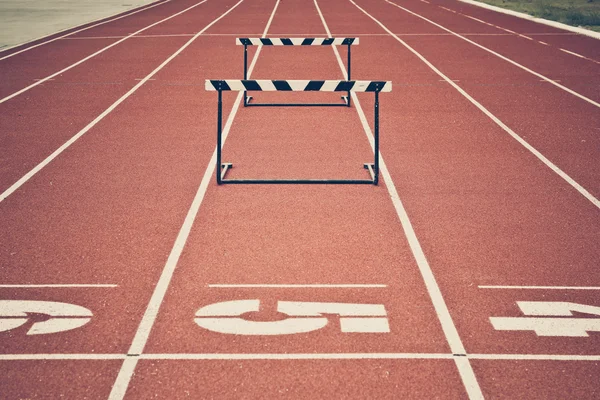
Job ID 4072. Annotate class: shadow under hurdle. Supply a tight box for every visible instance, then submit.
[237,37,357,107]
[206,79,392,185]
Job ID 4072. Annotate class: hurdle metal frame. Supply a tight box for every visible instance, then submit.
[237,38,358,107]
[206,79,392,185]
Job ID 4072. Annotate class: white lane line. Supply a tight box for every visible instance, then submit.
[538,41,550,46]
[362,0,600,210]
[0,0,208,104]
[518,34,534,41]
[468,354,600,361]
[385,0,600,109]
[208,284,388,288]
[0,354,127,360]
[107,1,278,398]
[0,284,117,288]
[63,33,265,40]
[464,15,493,26]
[0,1,236,204]
[317,1,483,398]
[439,6,457,13]
[3,352,600,361]
[0,0,172,60]
[560,48,587,59]
[479,285,600,290]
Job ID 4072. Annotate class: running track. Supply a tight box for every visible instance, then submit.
[1,0,599,398]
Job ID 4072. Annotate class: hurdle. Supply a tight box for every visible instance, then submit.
[237,38,358,107]
[206,79,392,185]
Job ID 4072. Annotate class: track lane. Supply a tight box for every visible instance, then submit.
[0,360,122,399]
[352,0,600,202]
[322,0,600,397]
[118,0,471,397]
[126,359,467,398]
[0,0,214,103]
[0,0,242,199]
[383,0,600,102]
[434,0,600,60]
[0,2,252,398]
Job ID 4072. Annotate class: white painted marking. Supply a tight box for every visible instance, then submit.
[439,6,456,13]
[4,352,600,361]
[0,0,172,60]
[108,2,278,398]
[0,284,117,288]
[464,15,488,24]
[538,41,550,46]
[194,300,389,335]
[560,48,586,59]
[340,317,390,333]
[64,33,198,39]
[491,301,600,337]
[0,0,207,104]
[208,284,387,288]
[385,0,600,109]
[0,300,92,335]
[479,285,600,290]
[420,0,430,3]
[196,317,327,335]
[519,35,534,41]
[361,0,600,210]
[316,1,483,398]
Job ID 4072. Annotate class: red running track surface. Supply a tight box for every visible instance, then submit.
[1,0,599,398]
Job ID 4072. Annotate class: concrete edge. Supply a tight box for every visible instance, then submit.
[0,0,167,54]
[458,0,600,40]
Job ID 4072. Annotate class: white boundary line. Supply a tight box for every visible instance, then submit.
[3,352,600,361]
[208,284,387,288]
[0,284,117,288]
[315,1,483,398]
[385,0,600,109]
[479,285,600,290]
[384,0,600,110]
[350,0,600,211]
[107,1,279,398]
[0,0,208,104]
[458,0,600,40]
[0,0,172,60]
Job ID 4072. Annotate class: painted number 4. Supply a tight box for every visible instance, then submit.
[194,300,390,335]
[491,301,600,337]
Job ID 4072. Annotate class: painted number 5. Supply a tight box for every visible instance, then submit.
[194,300,390,335]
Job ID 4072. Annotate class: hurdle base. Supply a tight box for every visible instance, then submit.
[218,163,377,185]
[243,94,350,108]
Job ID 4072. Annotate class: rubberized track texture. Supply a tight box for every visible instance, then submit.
[0,0,599,398]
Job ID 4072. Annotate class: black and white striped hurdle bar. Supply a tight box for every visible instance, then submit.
[207,79,391,185]
[206,80,391,92]
[236,38,359,46]
[237,38,359,107]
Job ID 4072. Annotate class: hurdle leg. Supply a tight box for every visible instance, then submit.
[243,44,252,106]
[217,89,223,184]
[373,90,379,185]
[347,44,352,107]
